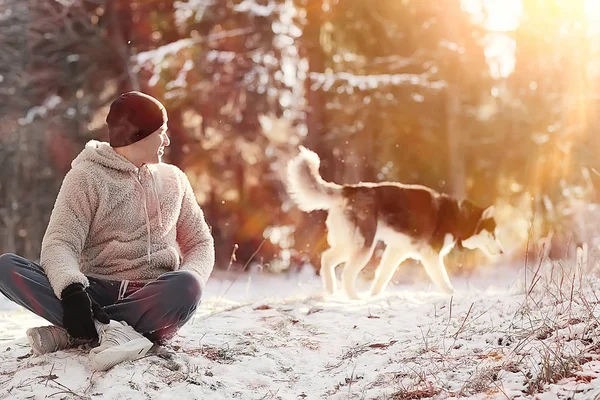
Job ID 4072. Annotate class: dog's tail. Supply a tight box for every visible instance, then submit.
[286,146,342,211]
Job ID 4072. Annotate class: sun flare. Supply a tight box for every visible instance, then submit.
[464,0,600,33]
[585,0,600,27]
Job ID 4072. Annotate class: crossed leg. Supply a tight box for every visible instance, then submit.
[320,248,347,295]
[321,209,378,299]
[0,253,202,343]
[370,246,413,296]
[341,245,377,300]
[419,248,454,294]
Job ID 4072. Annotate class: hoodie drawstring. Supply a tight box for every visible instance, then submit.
[118,280,129,300]
[132,166,159,264]
[149,170,163,229]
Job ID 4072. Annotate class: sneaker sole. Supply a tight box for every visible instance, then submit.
[89,337,153,371]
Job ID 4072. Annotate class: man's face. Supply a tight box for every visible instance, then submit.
[136,124,170,164]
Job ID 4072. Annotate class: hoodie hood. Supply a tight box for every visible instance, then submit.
[72,140,139,172]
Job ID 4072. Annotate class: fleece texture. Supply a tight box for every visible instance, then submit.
[40,140,215,299]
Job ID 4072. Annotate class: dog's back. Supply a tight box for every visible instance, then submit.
[340,183,437,246]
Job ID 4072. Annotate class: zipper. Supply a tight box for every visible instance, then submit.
[133,165,152,264]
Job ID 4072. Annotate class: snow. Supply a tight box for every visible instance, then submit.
[440,40,465,53]
[165,60,195,91]
[173,0,214,26]
[233,0,277,17]
[134,28,253,88]
[18,95,62,126]
[3,261,600,399]
[309,71,447,92]
[136,39,197,66]
[206,51,237,63]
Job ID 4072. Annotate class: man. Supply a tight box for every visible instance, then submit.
[0,92,215,371]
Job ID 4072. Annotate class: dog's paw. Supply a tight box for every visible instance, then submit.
[312,292,331,302]
[346,291,366,301]
[441,287,454,295]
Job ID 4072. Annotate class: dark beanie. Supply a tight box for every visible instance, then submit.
[106,91,167,148]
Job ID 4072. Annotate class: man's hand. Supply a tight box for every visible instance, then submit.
[60,283,110,340]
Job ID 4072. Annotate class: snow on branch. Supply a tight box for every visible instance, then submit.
[135,38,197,66]
[233,0,277,17]
[439,40,465,53]
[309,71,447,92]
[134,28,254,66]
[134,28,254,87]
[206,50,238,63]
[174,0,214,27]
[18,95,62,126]
[370,50,426,69]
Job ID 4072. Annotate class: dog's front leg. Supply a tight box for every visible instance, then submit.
[421,251,454,295]
[370,247,410,296]
[320,248,345,295]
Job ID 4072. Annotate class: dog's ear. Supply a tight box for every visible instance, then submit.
[482,205,495,220]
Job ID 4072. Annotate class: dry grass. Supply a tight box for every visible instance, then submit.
[370,236,600,399]
[391,381,440,400]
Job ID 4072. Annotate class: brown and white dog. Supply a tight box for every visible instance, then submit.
[286,146,503,299]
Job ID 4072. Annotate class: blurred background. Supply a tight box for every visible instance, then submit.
[1,0,600,279]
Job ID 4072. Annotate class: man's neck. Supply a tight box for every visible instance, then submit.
[114,147,144,168]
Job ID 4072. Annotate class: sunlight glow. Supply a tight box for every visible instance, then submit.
[461,0,521,78]
[585,0,600,34]
[462,0,521,32]
[464,0,600,36]
[462,0,598,200]
[483,0,522,32]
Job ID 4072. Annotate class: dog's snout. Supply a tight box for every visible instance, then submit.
[496,238,505,254]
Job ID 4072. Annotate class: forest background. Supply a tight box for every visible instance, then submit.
[2,0,600,276]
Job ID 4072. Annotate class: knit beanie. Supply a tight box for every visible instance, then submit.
[106,91,167,148]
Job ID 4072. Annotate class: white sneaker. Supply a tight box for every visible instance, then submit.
[26,326,74,355]
[88,320,153,371]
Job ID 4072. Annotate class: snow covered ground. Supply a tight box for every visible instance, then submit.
[2,261,600,400]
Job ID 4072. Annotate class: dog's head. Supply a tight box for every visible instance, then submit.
[459,201,504,257]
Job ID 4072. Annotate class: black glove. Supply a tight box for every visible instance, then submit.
[60,283,110,340]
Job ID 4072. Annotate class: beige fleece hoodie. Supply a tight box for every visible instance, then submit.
[40,140,215,299]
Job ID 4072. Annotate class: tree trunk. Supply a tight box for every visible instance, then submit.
[446,86,466,200]
[445,1,466,200]
[301,0,328,168]
[107,0,139,91]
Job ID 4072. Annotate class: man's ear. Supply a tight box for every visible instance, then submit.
[482,205,495,220]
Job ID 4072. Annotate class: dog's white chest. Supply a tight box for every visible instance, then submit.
[376,224,415,249]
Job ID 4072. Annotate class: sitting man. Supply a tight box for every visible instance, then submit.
[0,91,215,371]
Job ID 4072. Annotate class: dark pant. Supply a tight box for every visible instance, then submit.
[0,253,202,343]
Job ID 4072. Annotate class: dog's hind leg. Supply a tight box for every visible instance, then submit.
[321,210,353,295]
[320,248,346,294]
[420,249,454,294]
[370,247,411,296]
[342,245,376,300]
